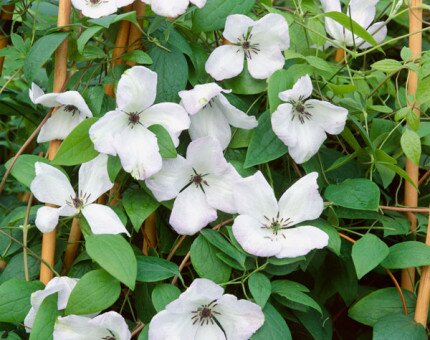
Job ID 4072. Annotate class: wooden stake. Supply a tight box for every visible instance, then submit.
[401,0,422,292]
[40,0,71,285]
[0,5,15,75]
[142,213,157,255]
[334,48,345,63]
[61,218,81,275]
[126,1,145,66]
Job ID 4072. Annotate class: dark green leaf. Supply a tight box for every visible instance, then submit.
[251,303,292,340]
[123,188,159,232]
[272,280,321,314]
[151,284,181,312]
[147,124,177,158]
[248,272,271,308]
[29,293,60,340]
[382,241,430,269]
[373,314,427,340]
[136,256,180,283]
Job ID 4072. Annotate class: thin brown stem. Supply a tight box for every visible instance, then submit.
[379,205,430,214]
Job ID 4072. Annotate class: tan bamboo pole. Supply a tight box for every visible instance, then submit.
[401,0,422,292]
[0,5,15,75]
[126,0,145,66]
[334,48,345,63]
[61,218,81,274]
[40,0,71,285]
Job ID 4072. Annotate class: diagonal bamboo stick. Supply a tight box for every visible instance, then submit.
[401,0,422,292]
[0,4,15,75]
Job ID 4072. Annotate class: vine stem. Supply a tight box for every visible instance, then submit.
[379,205,429,214]
[0,4,15,75]
[402,0,422,292]
[22,193,34,282]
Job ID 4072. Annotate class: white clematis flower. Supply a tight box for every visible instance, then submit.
[24,277,78,332]
[232,171,329,259]
[205,13,290,81]
[271,75,348,164]
[179,83,257,149]
[149,278,264,340]
[141,0,206,18]
[321,0,387,49]
[89,66,190,180]
[71,0,134,19]
[30,154,129,236]
[146,137,240,235]
[53,311,131,340]
[29,83,92,143]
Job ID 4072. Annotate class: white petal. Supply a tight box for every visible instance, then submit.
[186,137,229,175]
[276,226,329,258]
[35,206,61,233]
[82,204,130,236]
[233,171,278,222]
[247,46,285,80]
[149,0,189,17]
[232,214,281,257]
[223,14,255,42]
[54,315,113,340]
[278,172,323,225]
[271,103,298,147]
[250,13,290,50]
[78,154,113,203]
[149,310,198,340]
[29,83,58,107]
[116,0,135,6]
[278,75,313,102]
[179,83,225,115]
[31,162,75,206]
[194,324,226,340]
[56,91,93,118]
[90,311,131,340]
[140,103,190,147]
[145,156,193,202]
[205,45,245,81]
[37,108,85,142]
[359,22,387,49]
[190,0,206,8]
[320,0,344,42]
[114,126,162,180]
[348,0,377,29]
[216,94,258,129]
[73,0,118,19]
[89,110,128,156]
[117,66,157,113]
[24,307,37,332]
[169,187,217,235]
[305,99,348,135]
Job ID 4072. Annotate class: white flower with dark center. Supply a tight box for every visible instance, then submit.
[71,0,134,19]
[271,75,348,164]
[205,13,290,81]
[53,311,131,340]
[24,277,78,332]
[146,137,240,235]
[321,0,387,49]
[232,171,329,258]
[141,0,206,17]
[29,83,92,143]
[30,155,129,236]
[89,66,190,180]
[179,83,257,149]
[149,278,264,340]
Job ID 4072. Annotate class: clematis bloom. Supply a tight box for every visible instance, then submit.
[232,171,329,258]
[89,66,190,180]
[149,278,264,340]
[29,83,92,143]
[141,0,206,17]
[271,75,348,164]
[71,0,134,19]
[146,137,240,235]
[179,83,257,149]
[205,13,290,81]
[30,155,129,235]
[321,0,387,49]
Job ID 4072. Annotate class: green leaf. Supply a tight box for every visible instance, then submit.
[248,272,271,308]
[147,124,177,158]
[251,303,292,340]
[151,284,181,312]
[190,235,231,284]
[122,50,153,65]
[51,118,99,166]
[123,188,159,232]
[77,26,103,54]
[107,155,122,182]
[0,279,43,322]
[382,241,430,269]
[373,314,427,340]
[416,76,430,105]
[324,178,380,211]
[371,59,403,73]
[272,280,322,314]
[24,32,69,81]
[5,155,51,188]
[223,65,267,95]
[400,128,421,165]
[86,235,137,289]
[351,234,389,279]
[193,0,255,31]
[29,293,60,340]
[88,11,138,28]
[348,288,416,326]
[65,269,121,315]
[267,69,294,113]
[244,110,288,168]
[136,256,180,282]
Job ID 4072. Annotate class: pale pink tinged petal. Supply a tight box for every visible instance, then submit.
[320,0,344,42]
[250,13,290,50]
[29,83,59,107]
[169,187,217,235]
[179,83,225,115]
[232,214,281,257]
[305,99,348,135]
[90,311,131,340]
[276,226,329,258]
[358,22,387,49]
[149,310,198,340]
[116,66,157,113]
[56,91,93,118]
[78,154,113,203]
[233,171,278,222]
[31,162,75,206]
[271,103,298,147]
[82,204,130,236]
[113,126,162,180]
[278,75,313,102]
[37,108,84,142]
[278,172,323,225]
[190,0,206,8]
[140,103,190,147]
[216,94,257,129]
[145,156,193,202]
[222,14,255,42]
[35,206,61,233]
[348,0,378,28]
[205,45,245,81]
[247,46,285,79]
[194,323,226,340]
[149,0,189,17]
[53,315,109,340]
[89,110,128,156]
[186,137,228,175]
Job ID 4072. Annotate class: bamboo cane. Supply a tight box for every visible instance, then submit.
[401,0,422,292]
[334,48,345,63]
[0,4,15,75]
[39,0,71,285]
[126,1,145,66]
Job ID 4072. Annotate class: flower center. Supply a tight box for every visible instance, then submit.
[191,300,221,326]
[262,213,294,237]
[124,110,143,128]
[88,0,103,5]
[236,33,260,60]
[288,99,313,124]
[66,192,91,211]
[180,168,210,194]
[63,105,79,115]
